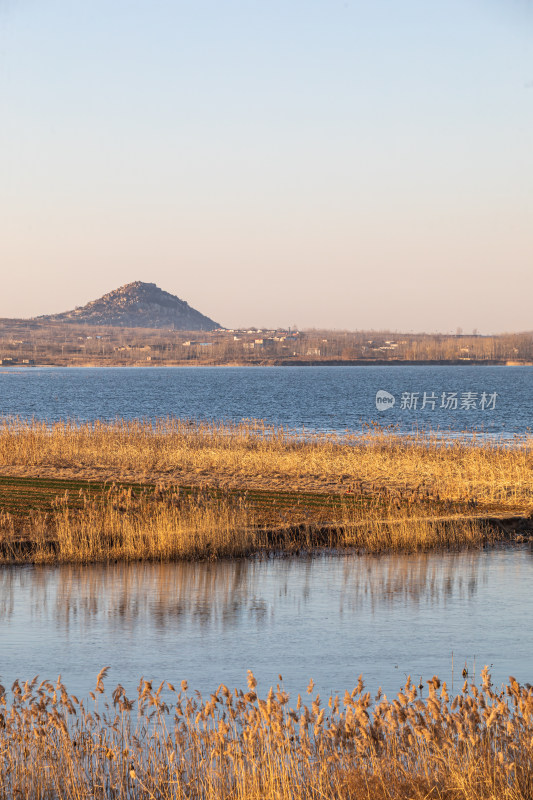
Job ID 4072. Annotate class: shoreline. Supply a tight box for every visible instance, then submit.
[2,358,533,368]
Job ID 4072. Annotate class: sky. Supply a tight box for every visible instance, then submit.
[0,1,532,333]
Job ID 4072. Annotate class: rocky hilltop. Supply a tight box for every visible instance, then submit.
[38,281,221,330]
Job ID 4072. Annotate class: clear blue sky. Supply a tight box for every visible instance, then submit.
[1,0,532,332]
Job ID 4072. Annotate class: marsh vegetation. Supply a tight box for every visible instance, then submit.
[1,667,532,799]
[0,419,531,562]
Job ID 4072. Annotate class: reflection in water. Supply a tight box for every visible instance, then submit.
[340,551,486,614]
[1,550,489,629]
[0,547,531,700]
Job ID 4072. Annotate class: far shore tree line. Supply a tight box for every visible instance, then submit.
[0,321,532,366]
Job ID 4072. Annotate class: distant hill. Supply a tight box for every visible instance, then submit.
[37,282,221,331]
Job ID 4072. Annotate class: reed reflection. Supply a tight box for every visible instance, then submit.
[339,550,489,614]
[0,550,497,632]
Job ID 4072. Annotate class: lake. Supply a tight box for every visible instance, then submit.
[0,546,531,701]
[0,364,531,703]
[0,364,531,437]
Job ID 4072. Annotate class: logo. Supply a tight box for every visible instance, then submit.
[375,390,395,411]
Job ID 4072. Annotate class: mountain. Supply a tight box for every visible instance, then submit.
[37,282,221,330]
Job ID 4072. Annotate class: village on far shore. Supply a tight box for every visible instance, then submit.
[0,281,532,367]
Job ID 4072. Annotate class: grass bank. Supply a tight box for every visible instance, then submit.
[0,479,505,562]
[0,419,531,562]
[1,668,532,799]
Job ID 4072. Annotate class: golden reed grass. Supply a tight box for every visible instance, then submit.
[0,488,257,562]
[0,483,500,563]
[0,418,531,508]
[0,667,532,799]
[0,419,530,562]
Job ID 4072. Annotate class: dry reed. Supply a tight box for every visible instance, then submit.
[0,419,531,562]
[0,667,532,799]
[0,418,531,510]
[0,484,502,563]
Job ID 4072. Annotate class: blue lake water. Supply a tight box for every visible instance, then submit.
[0,364,531,437]
[0,547,531,701]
